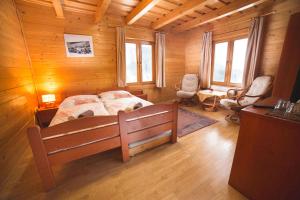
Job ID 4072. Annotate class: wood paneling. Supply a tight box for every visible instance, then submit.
[184,0,300,79]
[174,0,269,32]
[17,1,120,103]
[16,1,185,103]
[0,0,37,186]
[260,0,300,76]
[144,32,186,102]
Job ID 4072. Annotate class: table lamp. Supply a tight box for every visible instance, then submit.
[41,94,56,108]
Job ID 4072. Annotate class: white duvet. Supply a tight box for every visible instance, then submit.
[49,91,153,127]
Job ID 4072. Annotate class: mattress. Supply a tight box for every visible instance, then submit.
[49,91,153,127]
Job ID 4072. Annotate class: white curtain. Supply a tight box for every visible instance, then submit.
[155,32,166,88]
[116,27,126,87]
[243,16,264,88]
[199,32,212,89]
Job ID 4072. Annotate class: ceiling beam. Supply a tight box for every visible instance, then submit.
[152,0,219,30]
[126,0,161,25]
[95,0,111,23]
[174,0,269,32]
[52,0,64,18]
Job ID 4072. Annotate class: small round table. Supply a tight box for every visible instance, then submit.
[197,90,227,111]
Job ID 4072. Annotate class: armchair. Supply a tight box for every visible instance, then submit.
[175,74,199,105]
[220,76,273,123]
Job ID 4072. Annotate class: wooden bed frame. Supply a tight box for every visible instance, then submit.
[27,101,178,191]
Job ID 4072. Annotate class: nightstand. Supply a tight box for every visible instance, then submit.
[135,93,148,100]
[129,89,148,100]
[35,107,58,128]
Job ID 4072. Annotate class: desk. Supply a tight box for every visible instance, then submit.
[229,106,300,199]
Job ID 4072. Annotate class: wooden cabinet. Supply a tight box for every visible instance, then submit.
[229,106,300,200]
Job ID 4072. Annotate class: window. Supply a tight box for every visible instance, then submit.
[212,38,248,87]
[125,41,154,84]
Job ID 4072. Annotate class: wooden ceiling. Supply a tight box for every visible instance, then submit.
[19,0,272,31]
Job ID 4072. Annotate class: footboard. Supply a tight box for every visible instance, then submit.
[118,102,178,161]
[27,115,121,191]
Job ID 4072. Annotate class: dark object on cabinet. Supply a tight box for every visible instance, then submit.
[290,66,300,102]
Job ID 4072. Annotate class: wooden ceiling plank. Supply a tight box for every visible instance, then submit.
[95,0,112,23]
[64,6,95,15]
[21,0,52,7]
[217,0,230,5]
[52,0,64,18]
[125,0,161,25]
[174,0,269,32]
[152,0,218,29]
[64,0,97,11]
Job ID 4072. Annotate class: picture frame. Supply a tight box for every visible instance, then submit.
[64,34,94,57]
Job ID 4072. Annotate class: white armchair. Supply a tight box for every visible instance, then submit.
[175,74,199,105]
[220,75,273,123]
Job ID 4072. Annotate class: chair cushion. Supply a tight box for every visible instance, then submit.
[246,76,272,96]
[181,74,199,92]
[241,76,272,106]
[177,90,196,98]
[220,99,238,109]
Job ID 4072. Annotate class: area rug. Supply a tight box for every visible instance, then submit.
[177,108,217,137]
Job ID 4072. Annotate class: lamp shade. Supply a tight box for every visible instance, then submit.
[42,94,56,103]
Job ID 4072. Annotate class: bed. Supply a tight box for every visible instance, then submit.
[27,90,178,191]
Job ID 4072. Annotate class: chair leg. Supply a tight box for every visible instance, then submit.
[225,112,240,124]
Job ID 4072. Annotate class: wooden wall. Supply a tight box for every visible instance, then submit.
[17,1,121,103]
[260,0,300,75]
[16,1,186,103]
[144,32,186,102]
[184,0,300,78]
[0,0,37,185]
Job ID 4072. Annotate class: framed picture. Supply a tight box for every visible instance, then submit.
[64,34,94,57]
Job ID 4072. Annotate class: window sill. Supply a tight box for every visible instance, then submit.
[126,83,156,89]
[210,85,242,92]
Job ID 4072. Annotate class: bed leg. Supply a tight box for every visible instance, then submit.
[118,111,130,162]
[27,126,56,191]
[171,102,178,143]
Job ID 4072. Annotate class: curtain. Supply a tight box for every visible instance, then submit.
[116,27,126,87]
[155,32,166,88]
[199,32,212,89]
[243,16,264,88]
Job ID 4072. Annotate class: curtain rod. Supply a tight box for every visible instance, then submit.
[213,10,276,36]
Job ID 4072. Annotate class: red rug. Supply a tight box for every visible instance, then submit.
[177,108,217,137]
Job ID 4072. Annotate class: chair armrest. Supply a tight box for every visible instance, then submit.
[236,94,264,106]
[227,88,245,99]
[243,94,266,98]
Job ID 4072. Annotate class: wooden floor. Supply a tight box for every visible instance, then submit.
[1,105,247,200]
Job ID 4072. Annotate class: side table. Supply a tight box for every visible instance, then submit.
[197,90,227,111]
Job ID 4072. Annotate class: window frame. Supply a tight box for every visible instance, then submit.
[211,36,248,88]
[125,39,155,86]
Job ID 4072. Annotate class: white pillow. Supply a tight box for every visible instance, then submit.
[98,90,132,100]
